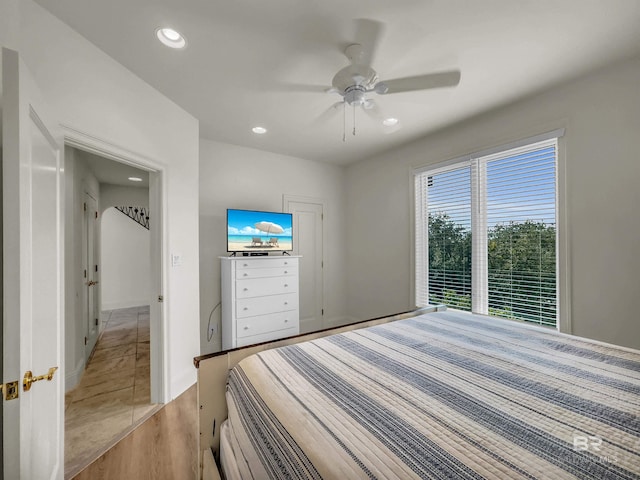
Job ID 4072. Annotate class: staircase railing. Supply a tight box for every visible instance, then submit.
[114,206,149,230]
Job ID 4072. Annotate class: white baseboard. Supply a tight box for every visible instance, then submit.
[101,299,149,311]
[65,357,86,392]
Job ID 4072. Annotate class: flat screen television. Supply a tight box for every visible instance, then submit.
[226,208,293,254]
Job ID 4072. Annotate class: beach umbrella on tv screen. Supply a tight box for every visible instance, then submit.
[255,221,284,235]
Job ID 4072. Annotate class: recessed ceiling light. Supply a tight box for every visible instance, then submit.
[156,27,187,49]
[382,117,399,127]
[128,176,143,182]
[252,126,267,134]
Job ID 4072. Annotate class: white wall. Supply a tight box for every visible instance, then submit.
[0,0,18,50]
[14,0,200,400]
[100,183,149,213]
[101,207,151,310]
[346,55,640,350]
[199,139,348,354]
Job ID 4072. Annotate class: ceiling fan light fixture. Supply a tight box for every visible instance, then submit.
[252,126,267,134]
[383,117,399,127]
[156,27,187,49]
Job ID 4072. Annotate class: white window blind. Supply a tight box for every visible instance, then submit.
[415,164,472,311]
[415,137,558,327]
[482,141,557,325]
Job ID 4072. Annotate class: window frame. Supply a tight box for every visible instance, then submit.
[411,129,569,333]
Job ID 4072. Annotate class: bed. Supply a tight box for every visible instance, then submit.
[216,310,640,479]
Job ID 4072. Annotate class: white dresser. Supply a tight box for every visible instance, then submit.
[221,256,300,350]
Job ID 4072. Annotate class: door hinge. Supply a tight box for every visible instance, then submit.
[84,336,87,346]
[321,309,324,316]
[83,202,87,211]
[95,211,98,219]
[1,380,20,401]
[95,265,98,272]
[84,269,87,278]
[158,295,164,303]
[95,318,99,326]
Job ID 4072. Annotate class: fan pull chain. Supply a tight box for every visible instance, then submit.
[353,103,356,136]
[342,102,346,142]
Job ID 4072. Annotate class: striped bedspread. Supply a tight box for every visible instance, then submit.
[225,311,640,479]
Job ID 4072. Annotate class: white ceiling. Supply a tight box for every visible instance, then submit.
[34,0,640,166]
[76,149,149,187]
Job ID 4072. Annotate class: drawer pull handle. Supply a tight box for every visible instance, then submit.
[284,319,289,323]
[243,288,249,291]
[243,307,249,311]
[284,270,288,274]
[284,262,288,265]
[243,273,248,277]
[284,284,289,287]
[244,326,249,330]
[284,302,288,305]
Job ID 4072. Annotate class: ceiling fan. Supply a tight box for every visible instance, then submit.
[317,20,461,137]
[329,44,461,109]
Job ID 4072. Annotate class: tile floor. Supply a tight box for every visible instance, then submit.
[64,305,157,477]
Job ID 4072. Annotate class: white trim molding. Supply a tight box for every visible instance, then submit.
[62,123,164,172]
[65,357,86,392]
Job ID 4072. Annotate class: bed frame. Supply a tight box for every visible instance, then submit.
[193,305,444,478]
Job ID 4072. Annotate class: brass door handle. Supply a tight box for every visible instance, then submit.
[23,366,58,392]
[87,280,99,286]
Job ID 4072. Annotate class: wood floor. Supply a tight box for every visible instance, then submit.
[65,306,157,478]
[71,384,198,480]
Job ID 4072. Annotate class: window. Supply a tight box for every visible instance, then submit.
[415,136,559,327]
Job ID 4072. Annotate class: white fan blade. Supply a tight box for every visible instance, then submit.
[353,19,385,67]
[311,101,344,126]
[352,74,366,85]
[274,83,332,93]
[378,71,461,94]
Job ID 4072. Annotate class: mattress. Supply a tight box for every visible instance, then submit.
[224,310,640,479]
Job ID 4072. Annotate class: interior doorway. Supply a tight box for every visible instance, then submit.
[62,144,163,477]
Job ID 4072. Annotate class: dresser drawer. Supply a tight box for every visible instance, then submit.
[236,311,298,339]
[236,258,298,270]
[235,266,296,280]
[236,326,299,348]
[236,276,297,298]
[236,293,298,318]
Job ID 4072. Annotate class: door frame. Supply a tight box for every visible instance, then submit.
[63,125,168,404]
[82,191,99,364]
[283,194,326,329]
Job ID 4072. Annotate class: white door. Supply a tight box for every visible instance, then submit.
[285,198,324,333]
[2,48,64,479]
[83,193,99,362]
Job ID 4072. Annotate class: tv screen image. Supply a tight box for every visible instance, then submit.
[227,209,293,253]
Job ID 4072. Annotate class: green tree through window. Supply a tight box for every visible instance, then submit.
[428,212,471,310]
